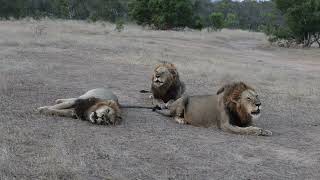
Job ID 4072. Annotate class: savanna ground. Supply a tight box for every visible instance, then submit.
[0,19,319,180]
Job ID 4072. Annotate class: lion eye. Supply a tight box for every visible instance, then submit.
[247,97,251,101]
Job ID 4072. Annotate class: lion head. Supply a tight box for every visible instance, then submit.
[217,82,262,126]
[152,62,179,90]
[74,98,121,125]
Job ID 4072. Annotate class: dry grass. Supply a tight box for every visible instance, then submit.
[0,19,320,179]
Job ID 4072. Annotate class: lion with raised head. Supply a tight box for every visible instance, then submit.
[154,82,272,136]
[141,62,185,109]
[38,88,153,125]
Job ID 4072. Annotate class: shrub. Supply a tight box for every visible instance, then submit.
[192,15,204,30]
[115,20,125,32]
[129,0,195,30]
[208,12,224,31]
[273,0,320,47]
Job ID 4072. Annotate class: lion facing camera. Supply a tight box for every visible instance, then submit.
[141,62,185,109]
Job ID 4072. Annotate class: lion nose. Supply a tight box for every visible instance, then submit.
[255,102,261,106]
[155,74,160,78]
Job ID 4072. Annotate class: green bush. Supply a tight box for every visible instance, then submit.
[224,13,238,29]
[208,12,224,31]
[129,0,195,30]
[274,0,320,47]
[192,15,204,30]
[115,20,125,32]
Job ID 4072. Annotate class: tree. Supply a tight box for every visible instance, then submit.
[224,13,238,29]
[208,12,224,31]
[129,0,195,30]
[274,0,320,47]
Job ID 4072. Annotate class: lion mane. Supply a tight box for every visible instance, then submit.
[151,62,185,103]
[74,97,121,121]
[217,82,255,127]
[155,81,272,136]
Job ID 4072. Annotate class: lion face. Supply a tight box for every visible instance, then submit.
[89,105,117,125]
[239,89,261,119]
[152,66,174,88]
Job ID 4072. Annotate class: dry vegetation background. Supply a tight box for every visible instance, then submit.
[0,19,320,179]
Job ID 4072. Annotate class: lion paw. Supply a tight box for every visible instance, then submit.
[89,112,97,124]
[37,106,56,116]
[175,117,186,124]
[258,129,272,136]
[37,106,50,114]
[154,103,166,110]
[55,99,64,104]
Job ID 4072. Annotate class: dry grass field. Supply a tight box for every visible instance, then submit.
[0,19,320,180]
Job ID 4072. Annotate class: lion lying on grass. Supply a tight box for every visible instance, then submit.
[38,88,153,125]
[141,62,185,109]
[154,82,272,136]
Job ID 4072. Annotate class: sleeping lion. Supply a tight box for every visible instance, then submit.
[154,82,272,136]
[38,88,153,125]
[141,62,185,109]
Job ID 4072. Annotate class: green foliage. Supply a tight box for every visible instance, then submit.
[54,0,69,18]
[115,20,125,32]
[208,12,224,31]
[0,0,128,22]
[210,0,284,31]
[224,13,238,29]
[192,15,204,30]
[274,0,320,47]
[129,0,195,30]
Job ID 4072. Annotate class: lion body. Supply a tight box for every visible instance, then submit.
[149,62,185,108]
[183,95,220,127]
[79,88,118,102]
[38,88,121,125]
[157,82,272,136]
[151,80,185,103]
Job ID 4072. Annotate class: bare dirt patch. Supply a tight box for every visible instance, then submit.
[0,20,320,179]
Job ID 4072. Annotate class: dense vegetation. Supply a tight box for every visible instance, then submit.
[0,0,128,22]
[271,0,320,47]
[0,0,318,47]
[128,0,195,30]
[0,0,282,31]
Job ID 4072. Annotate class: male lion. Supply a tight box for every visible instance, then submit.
[154,82,272,136]
[38,88,153,125]
[141,62,185,109]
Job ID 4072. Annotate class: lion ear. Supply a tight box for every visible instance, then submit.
[216,87,225,95]
[168,69,178,80]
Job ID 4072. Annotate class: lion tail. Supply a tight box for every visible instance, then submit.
[140,90,151,93]
[153,109,172,117]
[120,104,154,109]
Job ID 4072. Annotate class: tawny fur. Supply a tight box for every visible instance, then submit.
[38,87,155,125]
[155,82,272,136]
[74,97,121,122]
[38,88,122,125]
[150,62,185,108]
[219,82,255,126]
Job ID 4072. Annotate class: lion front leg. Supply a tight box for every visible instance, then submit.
[38,100,77,118]
[152,98,166,109]
[221,123,272,136]
[38,106,76,118]
[55,98,77,104]
[219,111,272,136]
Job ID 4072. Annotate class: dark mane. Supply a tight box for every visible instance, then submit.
[152,79,185,103]
[218,82,255,127]
[152,62,185,103]
[73,97,100,120]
